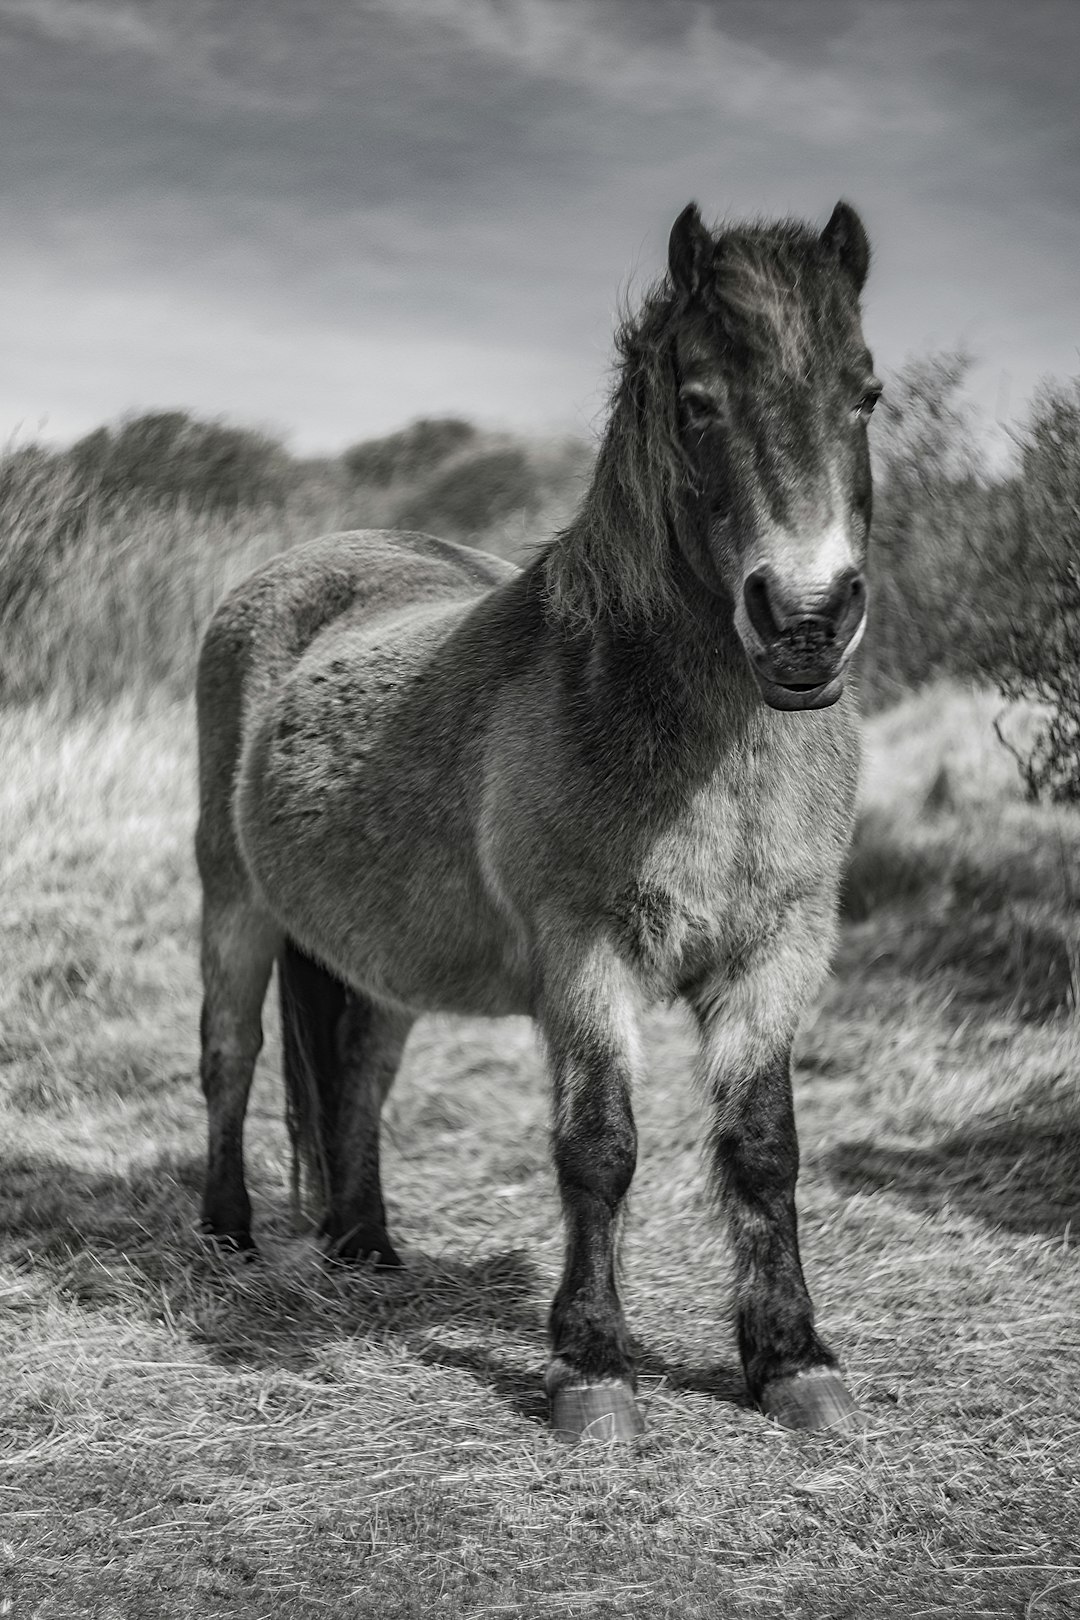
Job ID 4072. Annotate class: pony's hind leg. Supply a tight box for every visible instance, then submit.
[199,897,281,1252]
[279,942,413,1266]
[329,994,413,1264]
[540,942,645,1443]
[694,982,860,1431]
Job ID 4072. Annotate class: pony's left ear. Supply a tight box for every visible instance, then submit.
[668,202,713,298]
[821,200,870,291]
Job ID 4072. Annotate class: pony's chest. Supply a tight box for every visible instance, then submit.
[610,768,841,991]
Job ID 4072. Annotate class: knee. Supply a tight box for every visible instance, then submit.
[712,1125,798,1199]
[199,1003,262,1097]
[554,1088,637,1208]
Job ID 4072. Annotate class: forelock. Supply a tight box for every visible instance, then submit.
[702,221,857,378]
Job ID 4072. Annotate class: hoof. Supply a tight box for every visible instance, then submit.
[198,1220,257,1258]
[550,1381,645,1444]
[324,1231,403,1269]
[760,1368,861,1432]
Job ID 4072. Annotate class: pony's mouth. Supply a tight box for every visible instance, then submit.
[733,598,864,713]
[751,668,846,711]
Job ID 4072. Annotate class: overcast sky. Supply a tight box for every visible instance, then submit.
[2,0,1077,459]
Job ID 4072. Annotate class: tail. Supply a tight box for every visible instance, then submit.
[278,939,349,1230]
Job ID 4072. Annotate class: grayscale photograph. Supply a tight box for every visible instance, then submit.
[1,2,1077,1615]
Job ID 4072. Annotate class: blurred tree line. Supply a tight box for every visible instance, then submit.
[0,368,1077,798]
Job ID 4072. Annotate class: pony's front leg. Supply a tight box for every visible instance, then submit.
[696,997,860,1430]
[540,946,645,1443]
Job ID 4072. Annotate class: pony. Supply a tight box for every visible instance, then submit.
[195,200,881,1441]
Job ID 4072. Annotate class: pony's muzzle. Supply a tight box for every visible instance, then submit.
[739,564,867,710]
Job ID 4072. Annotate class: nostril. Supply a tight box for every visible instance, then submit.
[821,568,866,634]
[842,571,867,629]
[743,568,781,643]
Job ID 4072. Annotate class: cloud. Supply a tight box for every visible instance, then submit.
[2,0,164,52]
[359,0,949,145]
[0,0,1077,454]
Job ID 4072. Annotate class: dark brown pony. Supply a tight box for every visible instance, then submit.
[196,201,881,1441]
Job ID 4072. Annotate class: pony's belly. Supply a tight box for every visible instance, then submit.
[300,880,534,1019]
[234,595,536,1017]
[238,751,533,1017]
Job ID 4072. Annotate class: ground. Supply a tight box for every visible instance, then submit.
[1,684,1078,1619]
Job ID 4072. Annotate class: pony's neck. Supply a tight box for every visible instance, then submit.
[563,431,748,666]
[541,362,765,742]
[540,519,764,778]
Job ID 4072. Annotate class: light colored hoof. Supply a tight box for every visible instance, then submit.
[760,1368,862,1432]
[550,1381,645,1444]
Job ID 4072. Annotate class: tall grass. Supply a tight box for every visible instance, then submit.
[0,485,353,709]
[0,422,588,711]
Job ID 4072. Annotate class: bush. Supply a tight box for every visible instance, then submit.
[392,445,540,536]
[857,352,1080,800]
[343,418,477,487]
[67,410,291,513]
[859,351,991,708]
[975,380,1080,801]
[859,352,1080,807]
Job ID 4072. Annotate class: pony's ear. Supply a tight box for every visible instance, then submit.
[668,203,713,298]
[821,200,870,291]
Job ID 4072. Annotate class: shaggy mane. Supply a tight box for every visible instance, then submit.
[542,282,691,634]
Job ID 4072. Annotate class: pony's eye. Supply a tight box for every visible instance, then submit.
[854,385,882,421]
[679,386,723,423]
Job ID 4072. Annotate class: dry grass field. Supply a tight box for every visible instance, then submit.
[1,673,1078,1618]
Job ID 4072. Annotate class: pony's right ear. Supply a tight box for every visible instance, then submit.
[821,200,871,291]
[668,203,712,298]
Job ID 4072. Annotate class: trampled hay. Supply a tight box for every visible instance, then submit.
[1,686,1078,1616]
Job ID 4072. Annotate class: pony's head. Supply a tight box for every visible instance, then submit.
[667,201,878,710]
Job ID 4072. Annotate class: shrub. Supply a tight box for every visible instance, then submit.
[67,410,291,513]
[392,445,540,536]
[859,351,991,709]
[343,418,477,487]
[975,380,1080,801]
